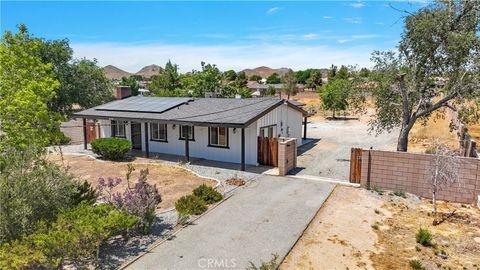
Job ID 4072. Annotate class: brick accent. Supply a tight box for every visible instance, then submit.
[278,138,297,176]
[360,150,480,204]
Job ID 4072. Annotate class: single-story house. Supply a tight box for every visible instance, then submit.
[74,95,308,170]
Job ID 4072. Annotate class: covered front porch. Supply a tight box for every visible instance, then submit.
[80,118,257,171]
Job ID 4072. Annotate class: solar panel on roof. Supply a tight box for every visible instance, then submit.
[96,97,193,113]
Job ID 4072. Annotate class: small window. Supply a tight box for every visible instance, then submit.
[259,125,276,138]
[111,120,126,137]
[209,127,228,147]
[150,123,167,142]
[179,125,194,140]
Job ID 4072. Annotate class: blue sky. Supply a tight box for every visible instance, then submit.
[1,1,427,72]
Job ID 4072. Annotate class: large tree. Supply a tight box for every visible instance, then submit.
[0,25,62,149]
[368,0,480,152]
[319,79,351,118]
[148,60,180,93]
[120,76,140,96]
[282,71,298,99]
[34,31,114,115]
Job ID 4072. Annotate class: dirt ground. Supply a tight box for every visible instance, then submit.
[281,186,480,270]
[48,154,216,210]
[280,186,391,270]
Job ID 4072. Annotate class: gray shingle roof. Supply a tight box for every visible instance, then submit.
[73,97,305,127]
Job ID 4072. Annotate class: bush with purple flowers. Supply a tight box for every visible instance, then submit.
[96,167,161,234]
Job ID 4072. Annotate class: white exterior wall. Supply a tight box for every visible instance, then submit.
[98,120,258,165]
[256,104,304,146]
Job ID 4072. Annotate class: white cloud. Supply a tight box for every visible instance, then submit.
[350,2,365,8]
[337,39,350,44]
[375,22,385,25]
[302,33,319,40]
[72,42,375,72]
[344,17,363,24]
[266,7,280,15]
[323,16,332,19]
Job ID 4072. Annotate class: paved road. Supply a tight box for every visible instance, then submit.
[125,175,334,270]
[295,120,398,181]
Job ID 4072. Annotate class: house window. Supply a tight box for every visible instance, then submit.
[209,127,228,148]
[179,125,194,140]
[259,125,276,138]
[111,120,126,137]
[150,123,167,142]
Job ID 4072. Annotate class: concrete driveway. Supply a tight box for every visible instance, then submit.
[295,120,398,181]
[125,175,334,270]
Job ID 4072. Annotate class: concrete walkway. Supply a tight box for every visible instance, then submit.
[125,175,335,270]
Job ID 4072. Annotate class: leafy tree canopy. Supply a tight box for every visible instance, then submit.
[249,74,262,82]
[0,24,63,149]
[266,73,281,84]
[120,76,140,96]
[364,0,480,151]
[319,79,352,118]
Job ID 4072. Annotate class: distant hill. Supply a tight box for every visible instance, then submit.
[242,66,293,79]
[103,65,132,80]
[135,64,163,79]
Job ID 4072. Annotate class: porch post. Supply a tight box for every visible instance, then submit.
[82,118,87,150]
[241,127,245,171]
[144,122,149,158]
[185,137,190,162]
[303,116,307,140]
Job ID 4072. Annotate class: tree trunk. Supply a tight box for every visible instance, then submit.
[397,117,416,152]
[332,109,336,119]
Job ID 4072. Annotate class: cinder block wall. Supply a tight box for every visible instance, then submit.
[278,138,297,176]
[360,150,480,204]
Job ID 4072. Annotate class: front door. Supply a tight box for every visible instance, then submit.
[131,122,142,150]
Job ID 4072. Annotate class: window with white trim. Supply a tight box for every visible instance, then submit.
[179,125,194,140]
[209,127,228,147]
[111,120,126,137]
[150,123,167,141]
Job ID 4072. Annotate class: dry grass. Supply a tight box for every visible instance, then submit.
[48,154,216,210]
[409,111,459,153]
[372,198,480,270]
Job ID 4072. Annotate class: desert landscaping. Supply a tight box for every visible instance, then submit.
[47,154,216,210]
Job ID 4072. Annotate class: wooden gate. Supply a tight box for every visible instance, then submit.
[349,148,363,183]
[258,137,278,166]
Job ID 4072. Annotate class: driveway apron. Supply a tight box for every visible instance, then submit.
[126,175,334,270]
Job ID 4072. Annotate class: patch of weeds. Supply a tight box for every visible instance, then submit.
[176,213,190,226]
[415,246,421,252]
[371,224,379,230]
[192,184,223,204]
[246,254,278,270]
[416,228,433,247]
[409,259,425,270]
[374,209,381,214]
[372,186,384,195]
[391,190,407,198]
[175,194,208,215]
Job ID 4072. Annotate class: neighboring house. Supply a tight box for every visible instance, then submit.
[74,95,308,170]
[247,82,305,96]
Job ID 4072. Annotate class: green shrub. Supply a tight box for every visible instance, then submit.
[409,259,425,270]
[392,190,407,198]
[416,228,433,247]
[192,184,223,204]
[0,148,80,243]
[175,195,208,215]
[0,203,138,269]
[91,137,131,160]
[48,130,71,145]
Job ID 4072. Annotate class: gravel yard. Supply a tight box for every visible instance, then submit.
[295,119,398,181]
